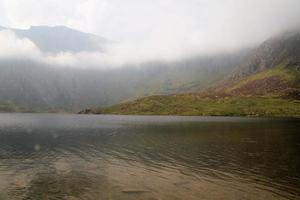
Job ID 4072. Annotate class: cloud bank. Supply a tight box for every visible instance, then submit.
[0,29,209,67]
[0,0,300,67]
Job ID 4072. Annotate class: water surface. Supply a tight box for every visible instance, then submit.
[0,114,299,200]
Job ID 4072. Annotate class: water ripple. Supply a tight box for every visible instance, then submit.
[0,114,299,199]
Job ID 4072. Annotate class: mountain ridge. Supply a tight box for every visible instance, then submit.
[1,25,299,115]
[0,25,111,53]
[0,26,250,112]
[84,29,300,117]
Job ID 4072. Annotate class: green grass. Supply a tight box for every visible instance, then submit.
[226,65,300,93]
[91,95,300,117]
[85,65,300,117]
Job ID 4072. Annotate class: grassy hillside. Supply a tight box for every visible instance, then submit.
[0,52,244,113]
[88,95,300,117]
[210,65,300,97]
[85,65,300,117]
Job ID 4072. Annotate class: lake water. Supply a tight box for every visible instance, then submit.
[0,114,299,200]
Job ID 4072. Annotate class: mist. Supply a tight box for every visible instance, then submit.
[0,0,300,67]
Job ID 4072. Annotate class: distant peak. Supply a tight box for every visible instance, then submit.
[30,25,71,30]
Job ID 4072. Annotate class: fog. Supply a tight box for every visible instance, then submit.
[0,0,300,67]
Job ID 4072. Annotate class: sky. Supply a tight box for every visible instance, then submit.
[0,0,300,67]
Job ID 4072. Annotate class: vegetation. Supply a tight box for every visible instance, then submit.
[2,28,300,116]
[85,95,300,117]
[0,101,26,113]
[84,65,300,118]
[225,65,300,94]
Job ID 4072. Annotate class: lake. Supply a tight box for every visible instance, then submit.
[0,114,299,200]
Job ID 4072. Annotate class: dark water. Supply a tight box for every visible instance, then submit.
[0,114,299,200]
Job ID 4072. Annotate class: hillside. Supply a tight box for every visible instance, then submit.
[0,54,244,112]
[0,26,248,112]
[85,30,300,117]
[90,64,300,117]
[208,29,300,98]
[88,96,299,117]
[207,64,300,99]
[1,26,299,114]
[88,67,300,117]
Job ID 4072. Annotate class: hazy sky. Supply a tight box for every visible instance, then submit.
[0,0,300,66]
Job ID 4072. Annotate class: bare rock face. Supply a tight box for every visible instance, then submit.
[207,30,300,99]
[235,30,300,78]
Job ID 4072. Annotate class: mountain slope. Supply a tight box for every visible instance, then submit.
[0,55,243,112]
[234,29,300,76]
[208,30,300,98]
[90,68,300,117]
[94,64,300,117]
[0,25,250,112]
[92,96,300,117]
[87,30,300,117]
[208,64,300,99]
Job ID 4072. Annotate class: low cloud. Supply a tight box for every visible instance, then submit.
[0,29,210,68]
[0,30,105,68]
[1,0,300,68]
[0,30,40,59]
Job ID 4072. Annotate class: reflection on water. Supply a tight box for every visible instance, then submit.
[0,114,299,200]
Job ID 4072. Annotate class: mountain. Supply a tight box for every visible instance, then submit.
[209,29,300,98]
[1,25,111,53]
[87,30,300,117]
[0,54,245,112]
[235,29,300,76]
[0,25,250,112]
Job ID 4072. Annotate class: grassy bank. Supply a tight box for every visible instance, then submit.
[87,95,300,117]
[0,101,26,113]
